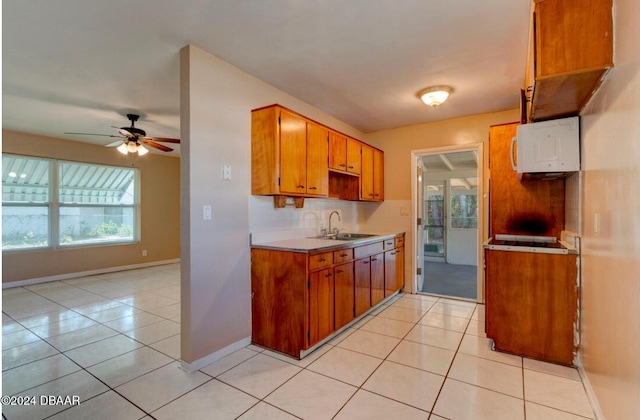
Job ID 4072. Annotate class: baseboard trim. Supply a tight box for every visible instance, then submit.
[575,354,606,420]
[180,337,251,373]
[2,258,181,289]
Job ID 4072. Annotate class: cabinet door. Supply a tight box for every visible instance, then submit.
[346,138,361,174]
[370,253,385,306]
[334,262,355,330]
[486,250,578,365]
[328,132,347,171]
[360,145,374,200]
[384,250,397,297]
[306,123,329,196]
[373,148,384,201]
[309,268,334,347]
[279,110,307,195]
[396,246,405,291]
[354,257,371,317]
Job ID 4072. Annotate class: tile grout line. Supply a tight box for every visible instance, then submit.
[3,269,184,419]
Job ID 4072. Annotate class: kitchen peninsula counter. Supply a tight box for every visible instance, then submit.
[251,231,405,358]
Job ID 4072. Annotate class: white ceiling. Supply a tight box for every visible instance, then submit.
[3,0,530,156]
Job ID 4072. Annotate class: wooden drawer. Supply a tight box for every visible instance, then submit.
[333,248,353,264]
[354,241,384,259]
[309,252,333,271]
[395,236,404,248]
[383,238,395,250]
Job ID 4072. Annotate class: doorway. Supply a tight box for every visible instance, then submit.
[412,145,483,302]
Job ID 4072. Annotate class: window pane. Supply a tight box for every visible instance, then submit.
[2,155,50,203]
[59,206,134,246]
[451,193,478,229]
[2,205,49,249]
[59,162,135,205]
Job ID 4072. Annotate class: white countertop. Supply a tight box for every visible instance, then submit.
[251,231,404,253]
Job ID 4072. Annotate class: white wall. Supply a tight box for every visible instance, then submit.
[575,0,640,417]
[447,229,477,265]
[179,45,367,364]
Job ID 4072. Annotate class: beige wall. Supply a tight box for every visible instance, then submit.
[2,130,181,284]
[363,109,520,294]
[364,110,519,200]
[578,0,640,417]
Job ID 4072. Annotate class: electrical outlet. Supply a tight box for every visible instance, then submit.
[142,250,147,257]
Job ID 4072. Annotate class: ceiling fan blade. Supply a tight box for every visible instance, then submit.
[142,139,174,152]
[144,136,180,144]
[118,129,135,138]
[105,140,124,147]
[65,132,124,138]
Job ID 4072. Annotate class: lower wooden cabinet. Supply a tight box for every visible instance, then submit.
[485,249,578,365]
[251,233,405,358]
[370,253,385,306]
[334,262,355,330]
[354,257,372,317]
[308,268,334,347]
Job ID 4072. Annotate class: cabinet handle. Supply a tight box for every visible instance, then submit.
[363,261,369,265]
[325,273,332,278]
[348,165,354,169]
[297,185,305,189]
[374,194,380,197]
[369,193,375,197]
[309,186,317,190]
[340,164,347,167]
[390,251,396,255]
[336,269,344,273]
[319,258,326,262]
[372,257,378,261]
[341,253,348,257]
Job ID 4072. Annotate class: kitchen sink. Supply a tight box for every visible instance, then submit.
[310,233,377,241]
[335,233,376,239]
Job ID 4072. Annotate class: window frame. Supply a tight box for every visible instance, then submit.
[2,153,140,252]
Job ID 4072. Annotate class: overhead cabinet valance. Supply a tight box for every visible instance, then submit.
[251,104,383,204]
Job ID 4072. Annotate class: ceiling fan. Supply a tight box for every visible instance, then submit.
[65,114,180,155]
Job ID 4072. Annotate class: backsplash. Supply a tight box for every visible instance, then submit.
[249,196,412,244]
[249,196,366,243]
[565,171,582,235]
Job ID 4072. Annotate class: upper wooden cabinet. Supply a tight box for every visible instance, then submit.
[252,104,383,203]
[328,132,361,175]
[361,145,384,201]
[526,0,613,122]
[252,106,328,197]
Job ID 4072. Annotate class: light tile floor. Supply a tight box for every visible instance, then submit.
[2,264,597,419]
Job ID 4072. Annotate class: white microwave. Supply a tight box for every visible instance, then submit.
[511,116,580,180]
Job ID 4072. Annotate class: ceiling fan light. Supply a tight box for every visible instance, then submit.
[126,141,138,153]
[117,143,128,155]
[419,86,454,107]
[137,144,149,156]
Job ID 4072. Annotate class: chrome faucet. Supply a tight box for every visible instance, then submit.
[328,210,341,236]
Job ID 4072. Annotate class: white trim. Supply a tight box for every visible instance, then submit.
[575,355,606,420]
[411,143,484,302]
[180,337,251,373]
[2,258,181,289]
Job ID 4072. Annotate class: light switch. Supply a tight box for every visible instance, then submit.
[223,164,232,180]
[203,205,212,221]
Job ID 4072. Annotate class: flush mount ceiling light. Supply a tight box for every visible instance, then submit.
[419,86,454,107]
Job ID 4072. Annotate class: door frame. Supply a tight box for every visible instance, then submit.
[410,143,485,303]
